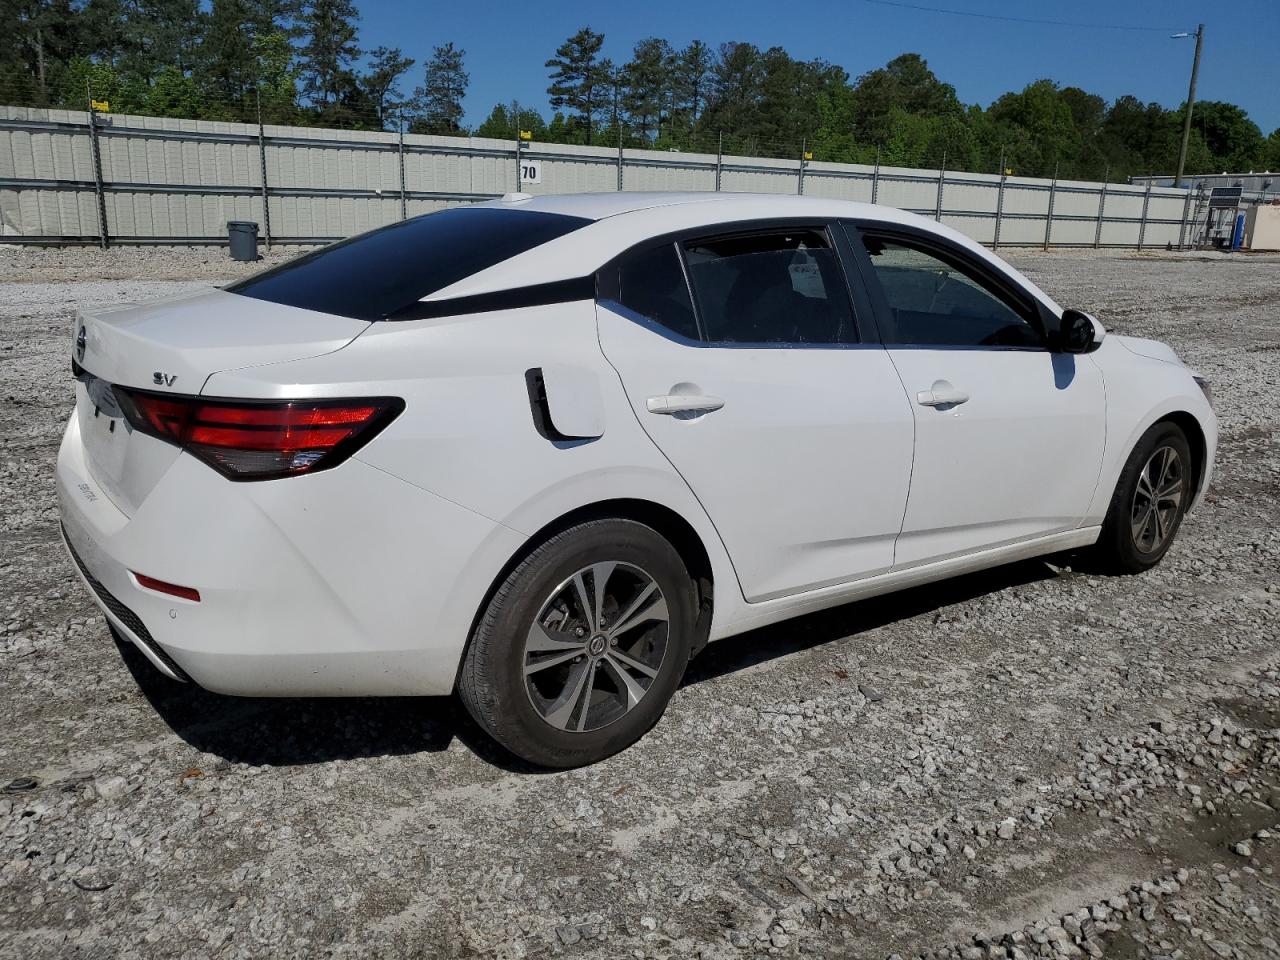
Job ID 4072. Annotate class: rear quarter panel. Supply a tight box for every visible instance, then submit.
[202,301,743,667]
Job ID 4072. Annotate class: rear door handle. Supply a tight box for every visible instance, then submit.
[916,381,969,407]
[646,394,725,415]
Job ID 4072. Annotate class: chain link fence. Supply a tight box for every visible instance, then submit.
[0,104,1196,251]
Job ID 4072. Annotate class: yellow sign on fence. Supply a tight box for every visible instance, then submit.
[519,130,533,141]
[90,100,110,113]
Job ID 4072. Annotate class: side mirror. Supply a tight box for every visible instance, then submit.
[1056,309,1104,353]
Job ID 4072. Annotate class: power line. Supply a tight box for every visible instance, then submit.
[860,0,1185,33]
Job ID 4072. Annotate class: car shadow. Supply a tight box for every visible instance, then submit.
[114,555,1070,772]
[682,557,1064,685]
[113,633,498,767]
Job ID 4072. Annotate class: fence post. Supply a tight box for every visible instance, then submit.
[993,152,1006,250]
[397,117,407,220]
[514,132,522,192]
[935,149,946,221]
[1093,166,1108,250]
[255,90,272,252]
[616,128,624,191]
[715,131,723,191]
[85,86,108,250]
[1177,186,1193,251]
[871,146,880,205]
[1043,163,1058,251]
[797,138,806,195]
[1137,180,1152,250]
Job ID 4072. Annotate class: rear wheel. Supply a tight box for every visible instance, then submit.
[1095,422,1193,573]
[459,519,696,768]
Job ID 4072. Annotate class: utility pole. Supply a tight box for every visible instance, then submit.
[1173,24,1204,189]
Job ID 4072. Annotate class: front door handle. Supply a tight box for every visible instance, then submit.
[646,394,725,415]
[916,380,969,407]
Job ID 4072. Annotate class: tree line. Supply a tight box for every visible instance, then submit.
[3,3,1278,181]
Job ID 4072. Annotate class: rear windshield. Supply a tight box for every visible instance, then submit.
[225,207,592,320]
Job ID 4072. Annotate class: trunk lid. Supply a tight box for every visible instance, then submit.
[73,287,369,515]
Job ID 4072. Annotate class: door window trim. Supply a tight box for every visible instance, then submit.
[597,218,873,350]
[842,220,1056,351]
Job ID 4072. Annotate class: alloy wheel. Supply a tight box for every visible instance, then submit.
[523,562,670,733]
[1130,445,1184,554]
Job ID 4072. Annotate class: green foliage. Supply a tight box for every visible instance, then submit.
[473,102,546,141]
[1,3,1271,182]
[621,37,672,141]
[143,65,202,117]
[1187,101,1266,173]
[544,26,605,144]
[299,0,360,109]
[411,42,466,134]
[1265,129,1280,171]
[850,53,961,147]
[358,45,412,127]
[255,31,301,123]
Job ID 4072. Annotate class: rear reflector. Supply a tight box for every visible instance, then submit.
[112,388,404,481]
[132,572,201,603]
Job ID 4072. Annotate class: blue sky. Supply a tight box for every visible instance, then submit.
[357,0,1280,137]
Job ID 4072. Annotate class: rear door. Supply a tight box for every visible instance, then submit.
[846,222,1106,567]
[596,222,915,603]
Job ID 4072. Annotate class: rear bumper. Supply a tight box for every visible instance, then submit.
[61,523,192,682]
[56,414,524,696]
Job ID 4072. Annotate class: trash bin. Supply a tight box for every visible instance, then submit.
[227,221,260,261]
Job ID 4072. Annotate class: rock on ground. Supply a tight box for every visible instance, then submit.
[1,246,1279,959]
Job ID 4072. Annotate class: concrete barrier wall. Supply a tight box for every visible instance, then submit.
[0,105,1194,250]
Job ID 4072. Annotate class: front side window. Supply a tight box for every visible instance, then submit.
[681,228,857,345]
[227,207,591,321]
[861,236,1043,348]
[615,242,700,341]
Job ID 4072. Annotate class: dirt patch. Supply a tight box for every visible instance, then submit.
[1,248,1279,958]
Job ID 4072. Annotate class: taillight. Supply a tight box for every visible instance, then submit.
[133,572,201,603]
[113,388,404,481]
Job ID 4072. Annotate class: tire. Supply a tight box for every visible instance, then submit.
[1094,421,1193,574]
[459,518,697,768]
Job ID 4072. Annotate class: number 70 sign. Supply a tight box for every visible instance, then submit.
[519,159,542,185]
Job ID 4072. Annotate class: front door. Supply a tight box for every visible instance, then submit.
[849,226,1106,568]
[596,225,915,602]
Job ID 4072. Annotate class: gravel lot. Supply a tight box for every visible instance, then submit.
[1,244,1279,960]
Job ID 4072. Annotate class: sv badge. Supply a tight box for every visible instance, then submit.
[153,372,178,387]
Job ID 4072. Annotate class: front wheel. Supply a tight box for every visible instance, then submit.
[459,519,697,768]
[1094,422,1193,573]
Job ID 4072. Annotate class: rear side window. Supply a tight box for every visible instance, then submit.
[681,229,857,344]
[616,243,700,341]
[226,207,591,321]
[860,236,1043,348]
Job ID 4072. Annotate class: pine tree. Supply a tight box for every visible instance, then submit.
[299,0,359,109]
[198,0,258,112]
[621,37,672,142]
[674,40,713,139]
[412,41,467,134]
[702,41,761,151]
[119,0,205,79]
[545,26,604,144]
[360,45,413,128]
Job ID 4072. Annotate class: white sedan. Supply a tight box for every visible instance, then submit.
[57,193,1216,767]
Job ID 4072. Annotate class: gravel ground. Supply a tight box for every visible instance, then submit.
[1,245,1279,960]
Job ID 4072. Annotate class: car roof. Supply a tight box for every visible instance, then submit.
[436,192,1062,316]
[476,191,895,223]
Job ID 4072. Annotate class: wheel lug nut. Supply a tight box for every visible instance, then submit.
[574,627,586,637]
[610,637,618,646]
